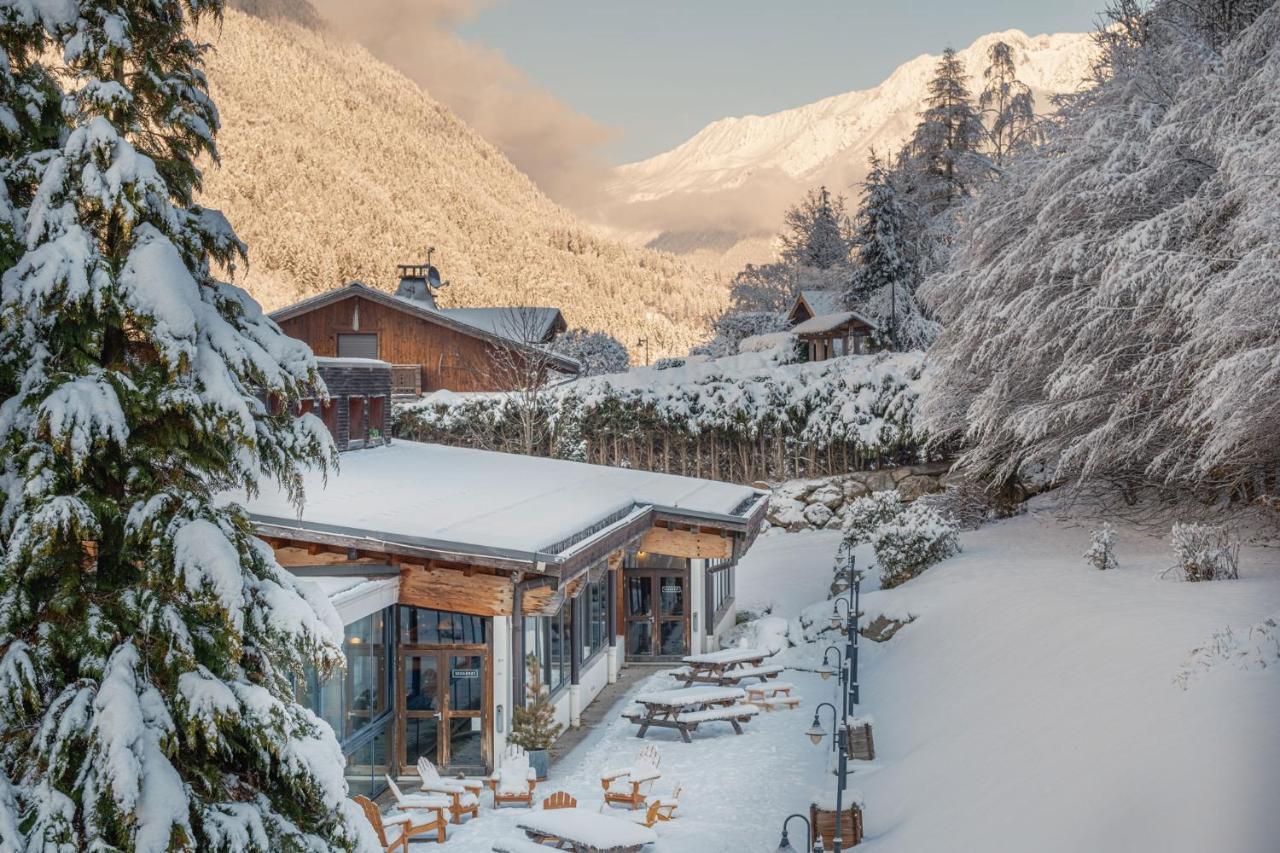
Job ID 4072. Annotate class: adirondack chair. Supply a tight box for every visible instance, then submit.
[487,744,537,808]
[415,757,483,824]
[384,775,454,829]
[354,794,446,850]
[619,781,682,828]
[541,791,577,810]
[600,743,661,809]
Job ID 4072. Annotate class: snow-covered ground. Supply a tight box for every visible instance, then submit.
[424,502,1280,852]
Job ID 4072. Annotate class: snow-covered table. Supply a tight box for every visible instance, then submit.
[674,647,783,686]
[623,685,758,742]
[516,808,657,852]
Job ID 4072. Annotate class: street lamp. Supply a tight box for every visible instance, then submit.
[775,813,811,852]
[806,702,851,853]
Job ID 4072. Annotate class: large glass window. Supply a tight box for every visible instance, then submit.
[298,607,391,742]
[708,560,735,622]
[548,603,566,690]
[578,574,607,665]
[343,716,391,799]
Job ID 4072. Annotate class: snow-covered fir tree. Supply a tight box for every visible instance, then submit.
[846,152,938,350]
[908,47,989,212]
[0,2,375,850]
[979,40,1041,165]
[921,0,1280,498]
[549,328,631,376]
[779,185,854,271]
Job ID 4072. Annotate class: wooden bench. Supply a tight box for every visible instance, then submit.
[675,703,760,735]
[763,695,802,711]
[745,680,794,700]
[492,840,554,853]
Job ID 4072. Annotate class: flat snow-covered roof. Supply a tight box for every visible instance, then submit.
[240,441,763,560]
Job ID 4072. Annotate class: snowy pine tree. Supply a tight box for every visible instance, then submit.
[909,47,990,212]
[549,328,631,376]
[979,40,1041,165]
[779,185,854,271]
[847,152,938,350]
[0,2,375,850]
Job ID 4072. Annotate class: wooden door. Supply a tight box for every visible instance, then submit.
[398,648,488,772]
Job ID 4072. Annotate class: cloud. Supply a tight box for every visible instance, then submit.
[311,0,617,211]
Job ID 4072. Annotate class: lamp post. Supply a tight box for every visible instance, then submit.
[829,552,860,712]
[774,813,811,852]
[806,703,850,853]
[819,646,846,751]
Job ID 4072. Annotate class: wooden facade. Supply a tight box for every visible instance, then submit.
[272,284,579,393]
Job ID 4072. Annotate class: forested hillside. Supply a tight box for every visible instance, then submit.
[197,10,725,358]
[922,0,1280,499]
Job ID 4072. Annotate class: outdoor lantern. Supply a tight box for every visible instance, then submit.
[817,665,835,681]
[813,839,825,853]
[832,576,850,594]
[776,813,810,853]
[806,713,826,746]
[829,605,843,630]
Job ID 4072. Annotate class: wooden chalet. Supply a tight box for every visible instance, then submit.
[241,410,767,798]
[270,264,577,398]
[787,289,877,362]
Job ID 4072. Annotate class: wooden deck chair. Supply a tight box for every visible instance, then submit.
[486,744,536,808]
[541,791,577,810]
[355,794,446,849]
[416,756,482,824]
[600,743,661,810]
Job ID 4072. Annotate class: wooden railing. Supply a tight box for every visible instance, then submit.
[390,364,423,397]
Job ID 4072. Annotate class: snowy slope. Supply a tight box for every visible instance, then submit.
[614,30,1094,203]
[433,501,1279,852]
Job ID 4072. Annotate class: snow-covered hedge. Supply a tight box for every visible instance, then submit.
[398,350,931,479]
[842,490,905,545]
[836,487,961,587]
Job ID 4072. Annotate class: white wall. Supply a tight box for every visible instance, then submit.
[689,558,706,655]
[491,615,511,766]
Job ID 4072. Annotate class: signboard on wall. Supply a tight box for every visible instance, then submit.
[451,669,480,679]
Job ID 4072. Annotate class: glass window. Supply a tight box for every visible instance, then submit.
[579,575,607,663]
[548,605,565,691]
[298,607,390,742]
[343,716,391,799]
[400,606,487,645]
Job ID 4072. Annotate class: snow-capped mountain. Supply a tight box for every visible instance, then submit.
[608,30,1096,258]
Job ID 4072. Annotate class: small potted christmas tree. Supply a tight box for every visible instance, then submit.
[510,654,562,780]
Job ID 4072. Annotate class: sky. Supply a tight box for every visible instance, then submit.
[460,0,1104,164]
[314,0,1102,213]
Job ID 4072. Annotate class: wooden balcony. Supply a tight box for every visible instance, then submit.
[390,364,423,399]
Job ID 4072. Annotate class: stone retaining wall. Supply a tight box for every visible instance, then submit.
[766,462,953,532]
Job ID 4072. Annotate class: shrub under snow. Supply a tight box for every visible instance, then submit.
[872,503,961,589]
[842,490,905,546]
[1169,523,1240,582]
[549,328,632,375]
[1083,523,1118,571]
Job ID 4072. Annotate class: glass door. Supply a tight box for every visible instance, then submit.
[401,653,440,771]
[444,654,485,770]
[625,572,688,659]
[658,575,687,657]
[625,575,654,657]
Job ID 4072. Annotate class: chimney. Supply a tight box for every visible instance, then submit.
[395,248,444,308]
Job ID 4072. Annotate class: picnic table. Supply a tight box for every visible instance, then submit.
[516,808,657,852]
[673,647,784,687]
[621,685,759,742]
